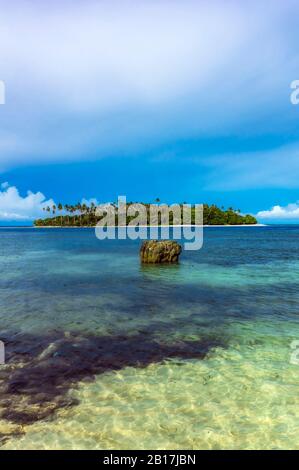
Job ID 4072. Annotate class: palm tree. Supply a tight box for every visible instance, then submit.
[90,202,96,225]
[68,204,76,224]
[81,203,88,225]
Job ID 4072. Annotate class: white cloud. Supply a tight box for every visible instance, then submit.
[0,184,55,221]
[257,202,299,220]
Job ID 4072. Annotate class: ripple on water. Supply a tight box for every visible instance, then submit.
[1,325,299,450]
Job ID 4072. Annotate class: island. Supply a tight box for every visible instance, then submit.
[34,202,257,227]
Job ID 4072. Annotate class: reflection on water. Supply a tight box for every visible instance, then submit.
[0,226,299,449]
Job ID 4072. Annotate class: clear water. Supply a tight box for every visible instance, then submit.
[0,226,298,449]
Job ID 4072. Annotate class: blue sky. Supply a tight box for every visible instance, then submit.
[0,0,299,224]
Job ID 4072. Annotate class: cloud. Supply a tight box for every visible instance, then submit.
[0,186,104,221]
[0,184,55,221]
[257,202,299,219]
[0,0,298,169]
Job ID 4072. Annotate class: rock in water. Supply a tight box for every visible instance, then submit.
[140,240,182,263]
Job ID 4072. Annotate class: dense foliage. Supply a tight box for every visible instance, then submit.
[34,202,257,226]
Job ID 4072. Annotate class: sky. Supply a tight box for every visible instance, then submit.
[0,0,299,224]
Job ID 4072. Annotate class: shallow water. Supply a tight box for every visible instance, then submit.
[0,226,298,449]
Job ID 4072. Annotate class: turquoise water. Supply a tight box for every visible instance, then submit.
[0,226,299,449]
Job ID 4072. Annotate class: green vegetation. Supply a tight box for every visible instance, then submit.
[34,202,257,226]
